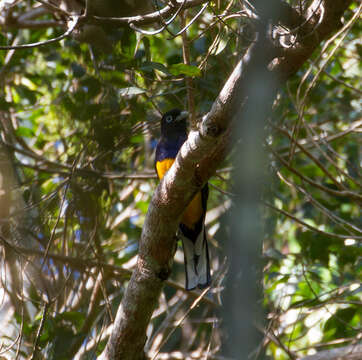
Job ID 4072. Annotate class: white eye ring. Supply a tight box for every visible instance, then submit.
[165,115,173,123]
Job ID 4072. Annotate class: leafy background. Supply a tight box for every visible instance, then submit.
[0,1,360,359]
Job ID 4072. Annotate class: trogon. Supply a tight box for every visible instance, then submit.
[155,109,211,290]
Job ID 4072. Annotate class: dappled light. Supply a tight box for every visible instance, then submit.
[0,1,361,359]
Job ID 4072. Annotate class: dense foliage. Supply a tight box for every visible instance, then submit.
[0,1,360,359]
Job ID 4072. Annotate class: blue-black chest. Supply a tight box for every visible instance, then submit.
[155,135,187,162]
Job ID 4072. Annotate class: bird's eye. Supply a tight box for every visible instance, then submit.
[165,115,173,123]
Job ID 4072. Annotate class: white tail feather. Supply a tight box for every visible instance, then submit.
[179,225,210,290]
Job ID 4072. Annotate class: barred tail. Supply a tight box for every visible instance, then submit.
[180,225,211,291]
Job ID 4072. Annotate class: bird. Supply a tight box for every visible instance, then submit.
[155,109,211,290]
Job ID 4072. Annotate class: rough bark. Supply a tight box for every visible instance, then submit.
[97,1,353,359]
[272,0,355,79]
[299,344,362,360]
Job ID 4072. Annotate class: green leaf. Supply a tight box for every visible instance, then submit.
[130,134,143,144]
[140,61,171,75]
[16,126,34,137]
[56,311,85,328]
[15,84,38,105]
[323,307,358,340]
[169,63,201,77]
[136,200,149,214]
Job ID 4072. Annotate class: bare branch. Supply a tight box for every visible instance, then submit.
[173,1,209,37]
[0,16,79,50]
[181,10,196,127]
[29,302,49,360]
[298,344,362,360]
[97,1,356,357]
[0,235,218,308]
[263,201,362,241]
[91,0,208,26]
[269,145,362,202]
[271,0,355,79]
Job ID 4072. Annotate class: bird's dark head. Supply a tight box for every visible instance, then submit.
[160,109,188,139]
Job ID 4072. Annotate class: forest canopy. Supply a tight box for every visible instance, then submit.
[0,1,361,359]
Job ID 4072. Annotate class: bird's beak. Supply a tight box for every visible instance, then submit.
[175,111,188,122]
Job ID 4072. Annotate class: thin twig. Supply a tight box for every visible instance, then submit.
[181,10,196,128]
[29,302,49,360]
[93,0,208,26]
[289,4,361,163]
[40,147,85,269]
[129,0,186,35]
[172,1,209,37]
[318,65,362,96]
[271,122,356,189]
[277,119,362,156]
[35,0,71,17]
[269,145,362,201]
[0,235,219,307]
[0,16,79,50]
[302,119,361,187]
[151,286,211,360]
[276,171,362,234]
[263,201,362,240]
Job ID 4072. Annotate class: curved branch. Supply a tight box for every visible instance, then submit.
[98,1,355,359]
[91,0,208,26]
[299,344,362,360]
[128,0,187,36]
[272,0,354,79]
[0,16,78,50]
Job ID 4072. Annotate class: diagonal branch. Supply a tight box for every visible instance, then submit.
[298,343,362,360]
[98,35,269,360]
[91,0,208,26]
[98,1,354,359]
[271,0,354,79]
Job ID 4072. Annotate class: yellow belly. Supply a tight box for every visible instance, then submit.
[156,158,203,229]
[156,158,175,180]
[182,192,203,229]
